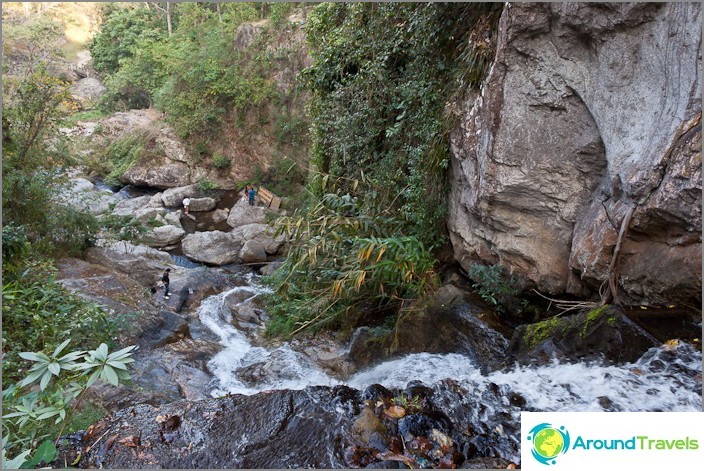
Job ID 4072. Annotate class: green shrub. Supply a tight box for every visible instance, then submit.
[100,131,146,187]
[467,263,526,313]
[264,191,438,337]
[1,268,117,385]
[212,152,231,169]
[196,178,219,194]
[2,341,135,467]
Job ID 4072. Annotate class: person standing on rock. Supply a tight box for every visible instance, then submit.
[248,187,256,206]
[182,197,191,214]
[162,268,171,299]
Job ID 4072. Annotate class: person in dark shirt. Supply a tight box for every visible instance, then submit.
[162,268,171,299]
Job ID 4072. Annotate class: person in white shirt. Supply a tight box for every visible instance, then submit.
[183,197,191,214]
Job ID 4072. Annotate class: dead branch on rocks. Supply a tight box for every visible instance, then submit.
[531,290,599,317]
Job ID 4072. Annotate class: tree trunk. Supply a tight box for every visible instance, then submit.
[216,3,222,22]
[601,203,636,306]
[166,1,173,37]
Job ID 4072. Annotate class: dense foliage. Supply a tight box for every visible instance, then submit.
[303,2,501,247]
[91,2,301,139]
[265,193,438,336]
[266,2,501,336]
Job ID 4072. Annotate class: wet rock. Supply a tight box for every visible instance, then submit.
[508,305,660,365]
[397,413,448,440]
[141,311,190,349]
[392,284,510,372]
[348,326,391,369]
[79,387,359,468]
[259,260,284,276]
[236,349,313,387]
[181,231,242,265]
[597,396,621,411]
[352,405,387,443]
[362,384,394,402]
[239,239,268,264]
[403,383,434,401]
[142,224,186,248]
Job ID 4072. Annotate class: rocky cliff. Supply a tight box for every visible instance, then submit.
[448,2,702,306]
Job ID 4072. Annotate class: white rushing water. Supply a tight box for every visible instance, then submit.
[198,275,702,413]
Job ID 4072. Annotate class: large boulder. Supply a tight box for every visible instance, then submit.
[55,178,118,216]
[75,387,359,469]
[388,285,511,373]
[181,231,242,265]
[161,184,199,207]
[448,3,702,306]
[239,239,268,264]
[227,198,267,228]
[507,305,660,365]
[142,225,186,248]
[123,163,192,190]
[111,195,153,217]
[230,223,286,255]
[85,241,170,287]
[70,77,105,108]
[189,197,216,212]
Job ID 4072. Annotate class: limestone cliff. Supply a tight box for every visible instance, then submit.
[448,2,701,306]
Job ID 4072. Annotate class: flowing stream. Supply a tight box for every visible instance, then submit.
[197,274,702,414]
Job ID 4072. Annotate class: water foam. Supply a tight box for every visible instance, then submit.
[198,279,701,412]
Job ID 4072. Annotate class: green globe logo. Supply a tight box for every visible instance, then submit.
[527,423,570,465]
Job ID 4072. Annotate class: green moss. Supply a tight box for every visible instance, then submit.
[581,305,609,338]
[523,315,564,350]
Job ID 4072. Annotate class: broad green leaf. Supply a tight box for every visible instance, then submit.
[52,339,71,357]
[18,352,48,362]
[47,362,60,376]
[39,371,52,391]
[2,449,31,469]
[101,365,119,386]
[94,343,109,361]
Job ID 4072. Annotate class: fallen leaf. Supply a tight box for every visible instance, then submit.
[385,405,406,419]
[119,435,141,448]
[375,452,417,468]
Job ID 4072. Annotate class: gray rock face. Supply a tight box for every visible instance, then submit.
[111,195,153,217]
[161,184,199,207]
[227,198,267,228]
[189,197,216,212]
[239,239,268,264]
[70,77,105,108]
[448,2,702,305]
[181,231,242,265]
[122,162,191,189]
[56,178,118,215]
[142,225,186,248]
[211,208,230,223]
[230,223,286,255]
